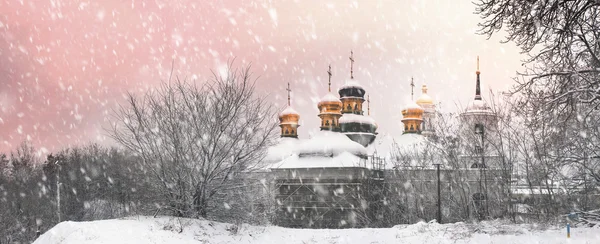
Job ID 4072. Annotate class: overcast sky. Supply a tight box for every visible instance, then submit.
[0,0,524,154]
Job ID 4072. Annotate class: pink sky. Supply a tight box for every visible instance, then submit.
[0,0,523,154]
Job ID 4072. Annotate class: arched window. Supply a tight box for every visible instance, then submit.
[410,124,414,131]
[291,129,295,134]
[347,104,352,111]
[325,120,330,126]
[285,128,289,134]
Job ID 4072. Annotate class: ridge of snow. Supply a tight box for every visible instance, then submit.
[270,151,367,169]
[339,113,376,125]
[404,101,423,110]
[295,130,367,157]
[338,79,364,91]
[33,216,600,244]
[280,106,299,116]
[264,137,299,164]
[318,92,341,104]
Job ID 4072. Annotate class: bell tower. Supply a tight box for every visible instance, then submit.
[279,83,300,138]
[401,79,424,134]
[317,65,343,131]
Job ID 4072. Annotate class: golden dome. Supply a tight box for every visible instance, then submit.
[401,101,424,117]
[317,92,343,109]
[401,101,424,134]
[279,106,300,124]
[416,85,434,105]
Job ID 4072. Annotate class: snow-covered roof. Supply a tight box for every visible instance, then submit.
[318,92,341,104]
[404,101,424,111]
[280,106,299,116]
[264,137,299,164]
[338,79,364,91]
[464,99,494,116]
[394,133,427,152]
[296,130,367,158]
[270,152,368,169]
[339,113,376,125]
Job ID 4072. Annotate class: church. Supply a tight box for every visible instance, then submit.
[263,52,507,228]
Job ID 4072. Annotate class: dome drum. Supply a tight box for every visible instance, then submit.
[340,97,365,115]
[318,92,343,132]
[279,105,300,138]
[318,114,341,131]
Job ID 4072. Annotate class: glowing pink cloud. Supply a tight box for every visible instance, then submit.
[0,0,522,153]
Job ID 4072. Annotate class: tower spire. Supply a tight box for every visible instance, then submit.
[476,56,480,75]
[367,94,371,116]
[475,56,482,100]
[349,50,355,79]
[286,82,291,106]
[410,77,415,101]
[327,64,332,92]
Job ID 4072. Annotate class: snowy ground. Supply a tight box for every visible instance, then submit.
[34,216,599,244]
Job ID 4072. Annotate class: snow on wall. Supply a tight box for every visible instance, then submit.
[296,130,367,157]
[270,152,367,169]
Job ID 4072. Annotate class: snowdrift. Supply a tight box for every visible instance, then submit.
[34,216,600,244]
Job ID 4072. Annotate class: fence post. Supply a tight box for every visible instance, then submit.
[567,223,570,238]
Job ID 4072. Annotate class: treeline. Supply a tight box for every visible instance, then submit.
[1,63,278,243]
[0,143,148,243]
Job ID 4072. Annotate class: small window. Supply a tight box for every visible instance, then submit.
[325,120,330,126]
[285,128,289,134]
[291,129,295,134]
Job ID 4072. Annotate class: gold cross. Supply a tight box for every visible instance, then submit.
[327,65,332,92]
[286,82,291,106]
[410,77,415,101]
[367,94,371,116]
[349,50,355,79]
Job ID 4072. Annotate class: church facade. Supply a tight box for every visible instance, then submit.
[265,52,508,228]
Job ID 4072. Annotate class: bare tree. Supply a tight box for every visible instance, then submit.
[108,63,278,218]
[476,0,600,111]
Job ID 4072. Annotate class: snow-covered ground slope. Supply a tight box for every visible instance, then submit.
[34,216,599,244]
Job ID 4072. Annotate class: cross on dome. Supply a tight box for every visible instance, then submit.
[328,64,332,92]
[410,77,415,101]
[367,95,371,116]
[286,82,291,106]
[349,50,355,79]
